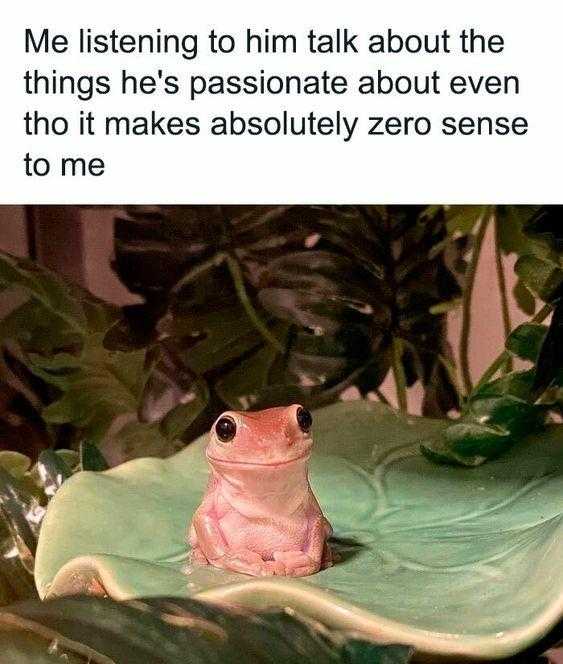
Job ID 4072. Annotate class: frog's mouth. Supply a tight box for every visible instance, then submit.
[206,450,311,467]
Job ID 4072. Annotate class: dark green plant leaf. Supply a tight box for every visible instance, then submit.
[34,338,147,443]
[524,205,563,253]
[340,642,411,664]
[513,279,536,316]
[0,252,168,459]
[495,205,541,255]
[0,449,86,608]
[107,421,183,463]
[421,393,547,467]
[515,255,563,303]
[215,337,281,410]
[173,304,265,376]
[444,205,487,236]
[0,446,101,610]
[508,206,563,312]
[55,450,79,471]
[506,324,549,363]
[104,302,168,351]
[532,300,563,399]
[0,252,114,353]
[0,595,413,664]
[79,442,109,472]
[471,369,536,402]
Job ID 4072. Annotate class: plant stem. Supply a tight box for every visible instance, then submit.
[494,213,513,373]
[374,388,391,406]
[171,253,226,293]
[437,353,464,404]
[459,209,491,395]
[225,253,284,354]
[472,353,509,395]
[472,302,553,394]
[391,337,408,413]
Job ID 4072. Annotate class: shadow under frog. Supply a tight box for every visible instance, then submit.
[188,405,334,577]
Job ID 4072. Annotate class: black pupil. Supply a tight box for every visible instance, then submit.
[297,407,312,432]
[216,416,236,442]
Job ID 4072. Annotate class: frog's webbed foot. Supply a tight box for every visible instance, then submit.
[321,542,333,569]
[272,550,321,577]
[190,547,208,564]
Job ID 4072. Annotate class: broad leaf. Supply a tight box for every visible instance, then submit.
[506,324,548,363]
[513,279,536,316]
[34,338,147,444]
[79,442,109,472]
[0,252,171,458]
[515,255,563,303]
[421,386,547,467]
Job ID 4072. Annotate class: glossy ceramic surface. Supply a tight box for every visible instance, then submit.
[35,401,563,660]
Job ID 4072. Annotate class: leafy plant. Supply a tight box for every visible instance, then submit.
[442,205,543,391]
[0,252,185,462]
[422,206,563,466]
[2,207,561,465]
[107,204,463,444]
[0,594,412,664]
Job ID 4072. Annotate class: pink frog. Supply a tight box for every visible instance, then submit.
[188,405,333,577]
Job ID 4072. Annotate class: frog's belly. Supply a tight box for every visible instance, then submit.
[219,510,308,558]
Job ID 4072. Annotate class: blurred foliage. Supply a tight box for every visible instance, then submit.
[107,205,466,436]
[0,592,559,663]
[0,594,412,664]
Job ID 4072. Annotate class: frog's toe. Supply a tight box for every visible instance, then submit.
[288,560,321,577]
[213,550,266,576]
[321,543,333,568]
[272,550,308,564]
[272,551,321,576]
[261,560,287,576]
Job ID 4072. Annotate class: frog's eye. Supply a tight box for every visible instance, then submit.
[215,415,237,442]
[296,407,312,433]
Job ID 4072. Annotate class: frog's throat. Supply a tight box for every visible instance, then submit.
[209,453,311,514]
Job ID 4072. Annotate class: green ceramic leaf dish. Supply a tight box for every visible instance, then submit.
[35,401,563,660]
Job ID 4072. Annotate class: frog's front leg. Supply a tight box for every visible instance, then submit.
[189,498,284,576]
[273,514,332,577]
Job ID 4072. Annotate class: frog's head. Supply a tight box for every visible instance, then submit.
[206,405,313,468]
